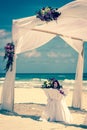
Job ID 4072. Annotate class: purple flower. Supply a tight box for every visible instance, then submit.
[36,7,61,22]
[59,89,66,96]
[4,42,15,72]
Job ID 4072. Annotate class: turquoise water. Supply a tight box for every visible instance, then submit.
[15,73,76,81]
[0,73,87,81]
[0,73,87,88]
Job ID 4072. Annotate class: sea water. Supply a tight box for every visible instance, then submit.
[0,73,87,89]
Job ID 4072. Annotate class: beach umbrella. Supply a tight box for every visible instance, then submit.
[1,0,87,111]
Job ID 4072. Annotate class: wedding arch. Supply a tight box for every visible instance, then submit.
[1,0,87,111]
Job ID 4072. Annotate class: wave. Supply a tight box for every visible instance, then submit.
[0,78,87,89]
[63,79,87,85]
[0,78,5,81]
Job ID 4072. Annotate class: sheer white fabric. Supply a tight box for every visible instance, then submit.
[33,0,87,41]
[1,0,87,111]
[42,89,72,123]
[12,0,87,54]
[60,37,84,108]
[72,52,84,108]
[1,55,16,111]
[12,17,55,54]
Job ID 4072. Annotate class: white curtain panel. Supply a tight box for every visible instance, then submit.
[60,36,84,108]
[1,55,16,111]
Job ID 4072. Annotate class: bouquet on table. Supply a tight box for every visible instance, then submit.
[42,78,54,88]
[42,78,66,96]
[42,78,60,88]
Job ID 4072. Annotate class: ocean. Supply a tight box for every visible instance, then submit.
[0,73,87,89]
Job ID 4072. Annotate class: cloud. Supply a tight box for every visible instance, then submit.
[47,51,72,58]
[24,50,41,58]
[0,29,12,53]
[0,30,7,37]
[47,51,58,58]
[0,29,11,38]
[0,52,4,56]
[70,58,75,63]
[60,53,71,58]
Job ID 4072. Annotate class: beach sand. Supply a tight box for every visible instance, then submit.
[0,87,87,130]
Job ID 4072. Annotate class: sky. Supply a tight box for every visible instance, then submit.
[0,0,87,73]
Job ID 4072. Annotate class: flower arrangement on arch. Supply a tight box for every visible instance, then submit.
[36,7,61,22]
[4,42,15,72]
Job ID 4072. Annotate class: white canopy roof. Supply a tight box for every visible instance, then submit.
[12,0,87,54]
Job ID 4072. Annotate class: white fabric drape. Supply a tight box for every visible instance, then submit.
[60,37,84,108]
[12,0,87,54]
[12,18,56,54]
[72,52,84,108]
[1,55,16,111]
[1,0,87,111]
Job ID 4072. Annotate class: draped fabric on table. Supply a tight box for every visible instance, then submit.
[43,89,72,123]
[1,0,87,111]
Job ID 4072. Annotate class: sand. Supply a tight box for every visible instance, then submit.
[0,87,87,130]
